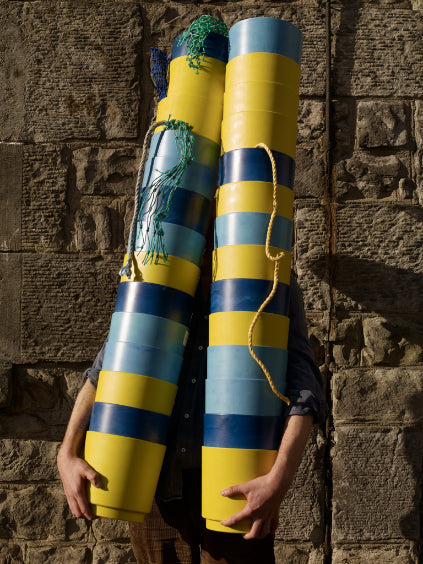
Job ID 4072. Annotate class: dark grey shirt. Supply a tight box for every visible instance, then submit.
[83,275,327,501]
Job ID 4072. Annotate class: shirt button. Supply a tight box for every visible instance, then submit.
[198,345,204,351]
[191,378,197,384]
[180,447,186,453]
[184,413,190,419]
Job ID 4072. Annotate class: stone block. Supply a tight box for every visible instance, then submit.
[274,544,325,564]
[74,203,113,252]
[73,146,140,196]
[0,3,25,141]
[294,145,326,199]
[333,9,423,97]
[415,149,423,206]
[334,204,423,313]
[294,204,330,312]
[0,543,24,564]
[63,369,86,403]
[332,544,420,564]
[361,315,423,366]
[12,2,142,141]
[21,253,120,363]
[91,517,130,542]
[297,100,325,145]
[331,315,363,368]
[306,312,329,368]
[0,485,88,541]
[357,101,411,149]
[26,545,90,564]
[332,426,422,542]
[0,143,22,251]
[333,99,355,160]
[92,543,136,563]
[415,102,423,205]
[0,439,60,481]
[276,429,325,543]
[0,364,12,408]
[0,253,21,362]
[335,152,410,201]
[21,144,69,252]
[415,100,423,148]
[0,366,82,438]
[0,412,63,441]
[332,367,423,425]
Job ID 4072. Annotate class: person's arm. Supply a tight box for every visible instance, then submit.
[220,413,313,539]
[57,379,102,520]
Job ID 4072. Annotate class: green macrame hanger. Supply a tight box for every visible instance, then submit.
[177,15,228,73]
[120,118,194,278]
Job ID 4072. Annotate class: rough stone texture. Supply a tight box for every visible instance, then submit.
[274,544,325,564]
[21,254,120,363]
[332,9,423,97]
[414,100,423,205]
[332,426,422,542]
[0,543,24,564]
[333,99,355,160]
[294,145,326,199]
[73,146,140,196]
[92,543,136,563]
[0,253,21,362]
[306,312,329,368]
[331,315,363,368]
[294,204,330,312]
[334,204,423,313]
[0,142,22,251]
[0,3,25,141]
[0,485,88,541]
[332,544,421,564]
[91,518,131,542]
[361,316,423,366]
[26,545,90,564]
[276,429,326,543]
[21,145,69,252]
[357,101,411,149]
[335,152,411,201]
[297,100,325,146]
[333,368,423,425]
[0,440,60,481]
[1,2,142,142]
[0,364,12,407]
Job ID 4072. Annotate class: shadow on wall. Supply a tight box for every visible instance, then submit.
[331,253,423,318]
[310,251,423,546]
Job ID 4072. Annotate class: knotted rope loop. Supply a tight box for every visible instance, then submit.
[247,142,290,406]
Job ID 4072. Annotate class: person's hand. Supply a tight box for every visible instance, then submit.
[57,450,102,520]
[220,471,292,540]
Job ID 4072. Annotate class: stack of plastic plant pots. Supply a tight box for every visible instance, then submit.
[202,16,303,533]
[84,19,228,524]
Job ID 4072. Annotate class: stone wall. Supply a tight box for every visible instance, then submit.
[0,1,422,562]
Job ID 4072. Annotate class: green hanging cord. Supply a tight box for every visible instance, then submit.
[119,118,193,278]
[177,15,228,73]
[136,118,194,266]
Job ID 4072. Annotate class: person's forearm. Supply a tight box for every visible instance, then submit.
[268,414,313,495]
[57,378,101,519]
[58,379,96,458]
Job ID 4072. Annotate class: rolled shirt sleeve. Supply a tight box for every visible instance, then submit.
[82,341,106,389]
[285,276,327,424]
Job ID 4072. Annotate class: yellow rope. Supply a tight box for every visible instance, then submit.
[247,143,291,406]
